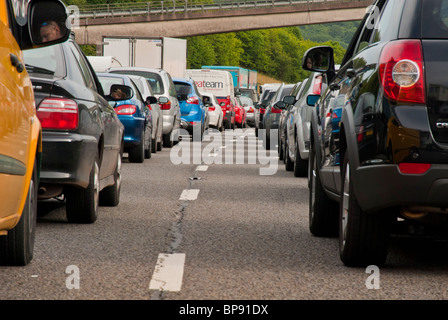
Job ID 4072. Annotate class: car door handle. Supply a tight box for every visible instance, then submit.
[10,54,24,73]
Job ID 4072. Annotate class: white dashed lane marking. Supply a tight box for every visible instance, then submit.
[179,189,200,201]
[149,253,186,292]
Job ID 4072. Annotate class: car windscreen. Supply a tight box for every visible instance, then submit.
[23,45,65,77]
[109,70,164,95]
[422,0,448,38]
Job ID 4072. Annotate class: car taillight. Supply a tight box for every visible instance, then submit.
[37,98,78,130]
[313,76,322,95]
[260,108,266,114]
[398,163,431,174]
[248,107,254,113]
[379,40,425,104]
[160,100,171,110]
[146,104,152,111]
[208,106,215,111]
[115,104,137,115]
[271,108,282,114]
[186,96,199,104]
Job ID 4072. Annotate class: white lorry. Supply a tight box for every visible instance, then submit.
[185,69,236,129]
[101,37,187,77]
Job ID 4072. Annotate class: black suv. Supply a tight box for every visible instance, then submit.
[304,0,448,266]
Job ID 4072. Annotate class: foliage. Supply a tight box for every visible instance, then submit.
[186,25,348,84]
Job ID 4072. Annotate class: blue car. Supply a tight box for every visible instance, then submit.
[98,73,153,163]
[173,77,207,141]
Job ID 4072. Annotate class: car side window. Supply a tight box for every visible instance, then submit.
[370,0,403,44]
[167,74,178,98]
[68,42,97,91]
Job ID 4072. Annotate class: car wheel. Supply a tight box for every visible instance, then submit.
[0,157,38,266]
[100,147,122,207]
[145,130,152,159]
[293,139,308,177]
[278,135,284,161]
[129,131,145,163]
[308,142,338,237]
[339,151,392,267]
[66,157,100,224]
[284,137,293,171]
[163,131,174,148]
[151,137,157,154]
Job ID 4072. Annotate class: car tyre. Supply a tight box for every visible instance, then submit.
[0,157,38,266]
[284,137,294,171]
[339,151,392,267]
[163,131,174,148]
[293,139,308,177]
[308,141,338,237]
[100,147,122,207]
[278,136,284,161]
[66,156,100,224]
[145,130,152,159]
[129,130,145,163]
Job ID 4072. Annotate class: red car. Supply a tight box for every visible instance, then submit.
[234,96,247,128]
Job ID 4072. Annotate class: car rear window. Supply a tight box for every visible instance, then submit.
[98,76,124,96]
[23,45,65,77]
[174,83,191,101]
[109,70,164,95]
[422,0,448,38]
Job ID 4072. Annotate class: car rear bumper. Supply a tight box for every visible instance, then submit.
[353,164,448,213]
[39,131,98,189]
[119,116,145,146]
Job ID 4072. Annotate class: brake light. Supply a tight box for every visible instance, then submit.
[271,108,282,114]
[313,76,322,95]
[115,104,137,115]
[186,96,199,104]
[260,108,266,114]
[146,104,152,111]
[208,106,216,111]
[379,40,425,104]
[37,98,78,130]
[248,107,254,113]
[160,100,171,110]
[398,163,431,174]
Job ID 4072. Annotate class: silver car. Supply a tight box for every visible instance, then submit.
[107,67,181,147]
[128,74,164,152]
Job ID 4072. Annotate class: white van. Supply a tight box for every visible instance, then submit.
[185,69,236,129]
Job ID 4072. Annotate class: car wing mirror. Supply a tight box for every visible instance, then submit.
[307,94,321,106]
[283,95,296,105]
[109,84,133,100]
[302,46,334,73]
[146,96,158,104]
[29,0,71,48]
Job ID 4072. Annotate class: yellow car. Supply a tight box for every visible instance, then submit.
[0,0,69,265]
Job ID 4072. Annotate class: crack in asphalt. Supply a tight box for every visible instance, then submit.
[150,166,200,300]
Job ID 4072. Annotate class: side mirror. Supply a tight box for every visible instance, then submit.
[29,0,70,46]
[275,101,286,109]
[307,94,321,106]
[108,84,133,101]
[302,46,334,73]
[146,96,158,104]
[283,95,296,105]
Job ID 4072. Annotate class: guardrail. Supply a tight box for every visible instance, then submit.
[77,0,359,19]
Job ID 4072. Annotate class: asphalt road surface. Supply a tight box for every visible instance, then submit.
[2,128,448,308]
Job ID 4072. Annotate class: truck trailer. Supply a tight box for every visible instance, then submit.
[102,36,187,77]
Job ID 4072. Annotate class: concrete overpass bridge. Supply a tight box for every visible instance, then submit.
[73,0,371,48]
